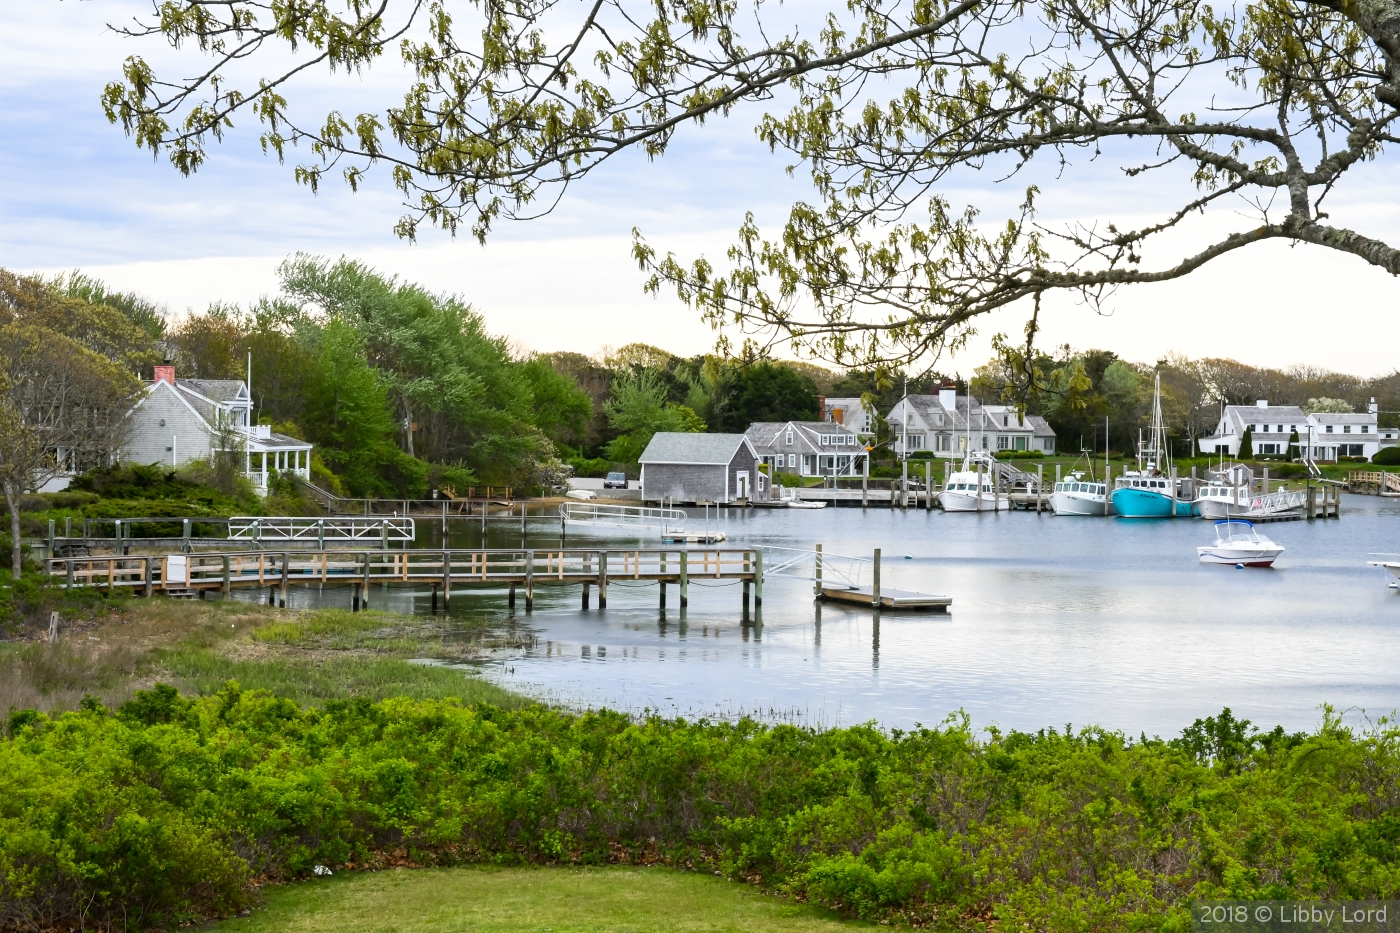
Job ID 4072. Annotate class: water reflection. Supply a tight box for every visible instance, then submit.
[231,495,1400,735]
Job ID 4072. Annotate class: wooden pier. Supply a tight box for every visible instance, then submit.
[46,547,766,613]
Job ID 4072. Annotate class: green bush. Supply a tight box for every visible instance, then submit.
[4,691,1400,931]
[1373,446,1400,465]
[566,456,612,479]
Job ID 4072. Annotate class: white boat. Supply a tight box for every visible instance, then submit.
[786,499,828,509]
[938,452,1010,512]
[1196,482,1252,518]
[1197,520,1284,567]
[1367,559,1400,589]
[1049,472,1107,516]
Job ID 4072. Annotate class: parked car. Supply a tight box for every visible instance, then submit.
[603,471,629,489]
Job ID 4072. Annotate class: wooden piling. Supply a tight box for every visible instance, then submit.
[280,552,289,607]
[508,582,517,608]
[598,550,608,608]
[582,581,591,610]
[872,548,882,608]
[525,550,535,612]
[679,550,688,607]
[814,543,824,596]
[754,550,763,607]
[926,460,933,511]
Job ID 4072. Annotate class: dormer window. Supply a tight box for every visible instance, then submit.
[1326,425,1334,433]
[1344,425,1352,433]
[1362,425,1369,434]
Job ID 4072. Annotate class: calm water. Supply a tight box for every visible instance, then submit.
[261,495,1400,737]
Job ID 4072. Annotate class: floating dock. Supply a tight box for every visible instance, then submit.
[818,585,951,611]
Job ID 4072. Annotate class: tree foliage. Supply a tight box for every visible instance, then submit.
[163,257,594,493]
[0,274,145,579]
[103,0,1400,369]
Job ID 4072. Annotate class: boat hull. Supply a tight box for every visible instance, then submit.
[1198,545,1283,566]
[938,491,1010,512]
[1049,491,1107,516]
[1111,488,1195,518]
[1197,497,1250,519]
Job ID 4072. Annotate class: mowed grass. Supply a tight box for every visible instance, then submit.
[202,866,872,933]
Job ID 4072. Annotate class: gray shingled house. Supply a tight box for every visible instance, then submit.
[639,432,762,504]
[123,366,312,493]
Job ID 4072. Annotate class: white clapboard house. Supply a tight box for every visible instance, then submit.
[1197,399,1397,461]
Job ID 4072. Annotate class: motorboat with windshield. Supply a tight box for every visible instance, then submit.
[1197,520,1284,566]
[938,451,1011,512]
[1050,471,1107,516]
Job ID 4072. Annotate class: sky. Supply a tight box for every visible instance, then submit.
[2,0,1398,377]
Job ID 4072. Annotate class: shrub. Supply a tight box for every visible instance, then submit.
[1374,446,1400,465]
[4,691,1400,930]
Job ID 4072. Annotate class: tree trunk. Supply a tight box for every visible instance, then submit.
[4,485,20,581]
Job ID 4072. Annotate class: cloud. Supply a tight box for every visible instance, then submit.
[4,0,1397,376]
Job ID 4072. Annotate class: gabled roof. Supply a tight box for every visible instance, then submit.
[1309,412,1375,423]
[640,432,756,465]
[745,421,859,451]
[1225,405,1307,430]
[128,378,215,432]
[1026,415,1056,438]
[179,379,249,403]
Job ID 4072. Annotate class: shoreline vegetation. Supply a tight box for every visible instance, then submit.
[4,601,1400,931]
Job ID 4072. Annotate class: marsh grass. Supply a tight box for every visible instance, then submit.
[160,651,524,707]
[2,599,524,715]
[200,866,870,933]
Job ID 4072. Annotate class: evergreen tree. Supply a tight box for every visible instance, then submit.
[1239,428,1254,460]
[1287,430,1300,461]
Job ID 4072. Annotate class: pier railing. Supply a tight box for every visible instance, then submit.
[45,546,766,612]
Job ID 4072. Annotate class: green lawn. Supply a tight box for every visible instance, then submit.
[201,866,871,933]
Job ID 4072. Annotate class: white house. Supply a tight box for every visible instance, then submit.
[821,397,875,435]
[124,365,312,492]
[885,386,1055,458]
[1198,398,1397,461]
[746,421,867,478]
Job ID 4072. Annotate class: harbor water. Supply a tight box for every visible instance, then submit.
[262,494,1400,738]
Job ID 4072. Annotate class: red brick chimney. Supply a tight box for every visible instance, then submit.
[154,365,175,385]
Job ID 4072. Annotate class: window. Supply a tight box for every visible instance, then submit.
[936,434,951,452]
[997,435,1011,450]
[819,434,829,445]
[907,433,925,449]
[786,430,794,446]
[1326,425,1334,433]
[1344,425,1352,433]
[1362,425,1369,434]
[787,454,796,468]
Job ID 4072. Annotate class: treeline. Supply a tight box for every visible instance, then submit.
[547,344,854,473]
[5,688,1399,931]
[972,350,1400,457]
[161,256,591,496]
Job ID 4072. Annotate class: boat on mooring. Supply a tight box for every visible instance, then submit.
[938,451,1010,512]
[1197,520,1284,567]
[1049,471,1108,516]
[1110,374,1197,518]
